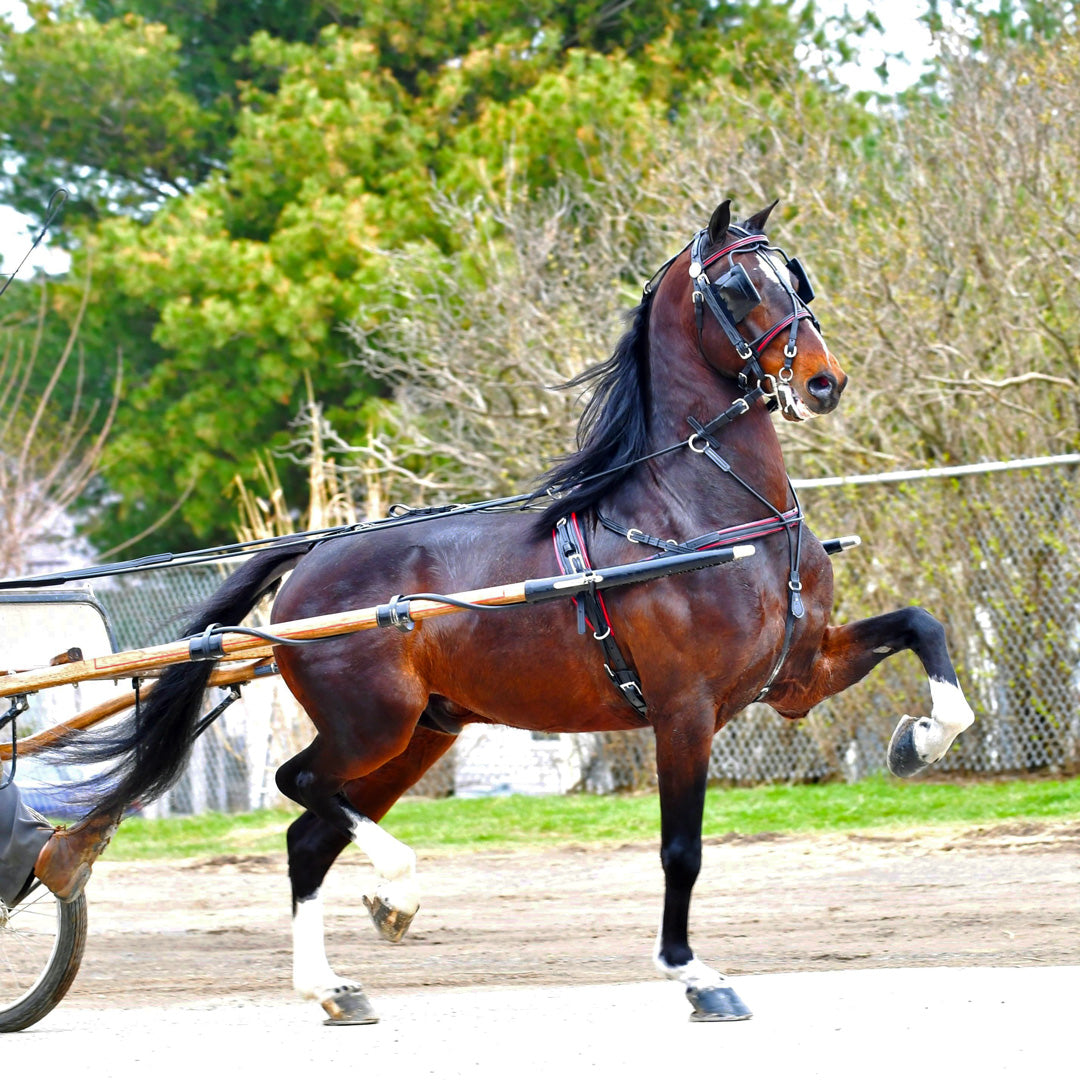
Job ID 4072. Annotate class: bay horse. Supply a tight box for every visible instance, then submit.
[53,200,975,1023]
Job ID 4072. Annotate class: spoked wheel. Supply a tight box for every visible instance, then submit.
[0,884,87,1032]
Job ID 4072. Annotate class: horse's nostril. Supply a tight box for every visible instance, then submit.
[808,374,835,399]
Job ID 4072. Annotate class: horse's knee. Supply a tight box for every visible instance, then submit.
[275,757,311,804]
[661,835,702,889]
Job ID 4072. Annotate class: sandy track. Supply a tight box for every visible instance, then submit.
[60,818,1080,1010]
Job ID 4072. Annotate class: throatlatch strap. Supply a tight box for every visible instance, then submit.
[553,516,648,718]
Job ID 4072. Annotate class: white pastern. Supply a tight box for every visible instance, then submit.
[653,933,728,990]
[910,677,976,763]
[292,893,356,1000]
[350,814,421,918]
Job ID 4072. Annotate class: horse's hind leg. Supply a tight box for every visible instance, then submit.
[285,726,457,1024]
[770,606,976,776]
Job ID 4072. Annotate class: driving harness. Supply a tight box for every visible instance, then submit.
[549,224,819,718]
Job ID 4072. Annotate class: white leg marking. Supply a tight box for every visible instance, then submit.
[350,816,415,879]
[910,677,976,763]
[652,928,728,990]
[292,892,358,1001]
[350,813,421,918]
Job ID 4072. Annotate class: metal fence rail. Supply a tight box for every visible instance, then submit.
[61,454,1080,813]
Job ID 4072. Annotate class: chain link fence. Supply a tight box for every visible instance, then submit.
[43,454,1076,814]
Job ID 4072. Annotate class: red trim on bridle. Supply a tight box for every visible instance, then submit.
[700,233,768,268]
[751,311,816,353]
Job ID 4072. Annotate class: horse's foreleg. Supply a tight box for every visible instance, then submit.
[652,715,752,1022]
[771,606,976,777]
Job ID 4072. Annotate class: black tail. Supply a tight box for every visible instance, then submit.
[56,544,312,823]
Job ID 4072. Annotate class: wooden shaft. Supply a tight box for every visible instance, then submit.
[0,582,527,699]
[0,660,275,761]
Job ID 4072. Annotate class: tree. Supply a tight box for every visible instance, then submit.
[0,273,121,576]
[0,5,221,229]
[1,0,832,551]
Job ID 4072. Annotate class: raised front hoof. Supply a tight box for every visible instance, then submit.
[321,988,379,1026]
[887,715,931,778]
[363,892,416,943]
[686,985,753,1022]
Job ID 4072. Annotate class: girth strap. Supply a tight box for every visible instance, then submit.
[553,515,648,718]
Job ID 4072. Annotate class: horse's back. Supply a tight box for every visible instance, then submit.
[269,511,639,733]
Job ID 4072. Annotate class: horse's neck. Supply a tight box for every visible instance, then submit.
[618,360,793,532]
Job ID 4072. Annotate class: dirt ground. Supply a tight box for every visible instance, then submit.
[63,818,1080,1011]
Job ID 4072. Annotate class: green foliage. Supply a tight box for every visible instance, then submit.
[8,0,1077,556]
[0,3,222,228]
[925,0,1080,44]
[1,0,833,551]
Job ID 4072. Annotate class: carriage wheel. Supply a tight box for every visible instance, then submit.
[0,885,87,1033]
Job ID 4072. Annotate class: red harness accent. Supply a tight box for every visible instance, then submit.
[700,233,768,268]
[550,513,616,633]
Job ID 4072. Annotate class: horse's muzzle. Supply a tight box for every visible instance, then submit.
[803,370,845,414]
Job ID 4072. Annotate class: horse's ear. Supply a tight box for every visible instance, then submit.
[744,200,780,234]
[708,200,732,244]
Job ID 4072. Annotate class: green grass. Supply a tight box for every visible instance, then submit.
[103,774,1080,862]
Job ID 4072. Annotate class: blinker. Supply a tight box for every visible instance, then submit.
[786,257,815,305]
[711,263,761,324]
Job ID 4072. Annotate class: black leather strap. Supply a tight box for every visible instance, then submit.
[554,516,648,718]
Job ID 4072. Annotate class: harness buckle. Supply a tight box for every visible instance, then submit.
[626,528,645,544]
[605,665,644,701]
[687,433,708,454]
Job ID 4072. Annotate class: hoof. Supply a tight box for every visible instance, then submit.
[887,715,930,778]
[321,988,379,1026]
[687,985,753,1022]
[363,892,416,943]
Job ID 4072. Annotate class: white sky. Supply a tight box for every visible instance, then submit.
[0,0,939,278]
[812,1,938,92]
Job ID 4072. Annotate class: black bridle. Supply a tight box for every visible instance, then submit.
[687,224,819,415]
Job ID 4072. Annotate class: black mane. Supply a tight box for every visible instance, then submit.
[534,290,653,533]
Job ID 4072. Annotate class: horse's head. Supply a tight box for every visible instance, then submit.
[688,199,847,421]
